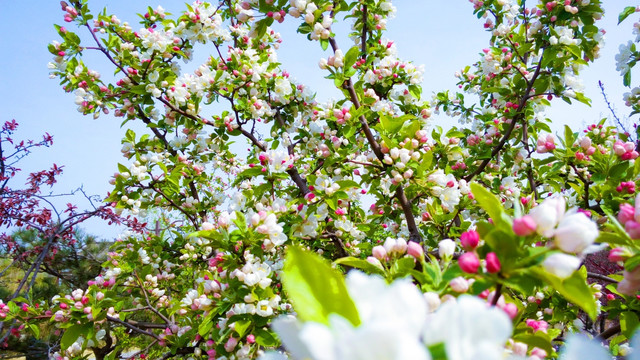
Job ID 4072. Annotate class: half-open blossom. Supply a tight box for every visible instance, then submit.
[626,220,640,239]
[383,237,408,256]
[609,247,629,263]
[619,203,636,224]
[449,277,469,293]
[438,239,456,259]
[529,196,565,237]
[407,241,424,260]
[553,212,599,254]
[542,253,581,279]
[513,215,536,236]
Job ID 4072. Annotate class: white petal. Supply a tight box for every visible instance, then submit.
[270,317,315,360]
[560,334,609,360]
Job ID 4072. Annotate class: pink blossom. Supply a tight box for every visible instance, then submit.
[609,247,629,263]
[459,252,480,273]
[407,241,424,260]
[525,319,548,333]
[513,215,537,236]
[224,336,238,352]
[449,277,469,293]
[460,230,479,250]
[626,220,640,239]
[618,203,636,224]
[502,303,518,319]
[485,252,501,273]
[372,245,387,261]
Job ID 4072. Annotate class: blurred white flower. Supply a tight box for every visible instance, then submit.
[270,271,430,360]
[422,295,512,360]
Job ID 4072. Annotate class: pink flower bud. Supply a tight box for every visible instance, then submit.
[458,252,480,273]
[619,203,636,225]
[224,337,238,352]
[530,347,547,358]
[485,252,501,273]
[513,215,537,236]
[449,276,469,293]
[626,220,640,239]
[246,334,255,344]
[460,230,479,250]
[372,245,387,261]
[502,303,518,319]
[525,319,548,333]
[609,247,629,263]
[407,241,424,260]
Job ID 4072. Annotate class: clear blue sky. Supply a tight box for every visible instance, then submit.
[0,1,637,239]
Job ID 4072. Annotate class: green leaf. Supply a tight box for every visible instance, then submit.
[566,45,582,59]
[625,254,640,272]
[619,6,637,24]
[532,267,597,320]
[337,180,361,190]
[380,115,405,134]
[564,125,574,148]
[513,332,553,354]
[255,328,279,347]
[234,319,252,338]
[125,129,136,142]
[621,311,640,338]
[334,257,385,275]
[320,38,329,51]
[504,270,539,295]
[597,232,631,247]
[232,211,247,230]
[282,246,360,326]
[325,197,337,210]
[198,315,213,336]
[392,257,416,277]
[609,162,630,179]
[61,324,90,350]
[624,71,632,87]
[470,183,511,228]
[427,343,447,360]
[343,46,360,71]
[28,324,40,338]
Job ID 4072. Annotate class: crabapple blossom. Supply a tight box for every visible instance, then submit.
[512,215,537,236]
[423,296,512,360]
[271,271,430,360]
[23,0,639,358]
[458,252,480,274]
[543,253,581,279]
[438,239,456,259]
[553,211,599,254]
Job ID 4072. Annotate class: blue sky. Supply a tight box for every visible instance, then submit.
[0,1,637,239]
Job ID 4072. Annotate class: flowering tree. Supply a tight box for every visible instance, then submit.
[5,0,640,359]
[0,120,144,353]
